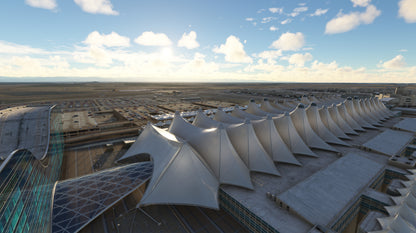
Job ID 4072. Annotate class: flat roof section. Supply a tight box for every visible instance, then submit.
[62,111,97,132]
[362,129,414,156]
[0,105,50,160]
[221,149,341,233]
[278,153,384,227]
[393,118,416,133]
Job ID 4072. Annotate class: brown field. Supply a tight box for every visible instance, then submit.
[0,82,412,106]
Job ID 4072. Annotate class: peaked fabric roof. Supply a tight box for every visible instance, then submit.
[169,113,253,189]
[310,95,320,103]
[327,104,358,135]
[290,104,338,152]
[271,101,294,112]
[371,171,416,233]
[337,102,365,132]
[118,124,219,209]
[213,108,245,124]
[300,95,311,105]
[231,106,264,120]
[345,99,377,129]
[193,111,280,176]
[353,98,379,126]
[358,99,383,126]
[251,115,302,165]
[364,98,387,122]
[306,104,349,147]
[373,97,394,117]
[260,98,284,114]
[319,105,351,140]
[246,100,280,117]
[273,112,318,157]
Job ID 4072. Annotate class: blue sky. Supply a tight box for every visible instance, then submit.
[0,0,415,82]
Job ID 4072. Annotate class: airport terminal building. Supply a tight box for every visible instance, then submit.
[1,96,416,233]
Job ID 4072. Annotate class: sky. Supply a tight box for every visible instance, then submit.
[0,0,415,83]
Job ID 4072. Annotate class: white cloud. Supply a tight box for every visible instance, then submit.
[262,17,276,23]
[257,9,266,13]
[25,0,57,10]
[73,45,112,66]
[325,5,380,34]
[288,53,313,66]
[281,19,292,24]
[399,0,416,23]
[213,35,252,63]
[177,31,200,49]
[271,32,305,51]
[83,31,130,47]
[399,49,408,52]
[310,8,328,16]
[0,41,47,54]
[381,55,406,69]
[290,7,308,17]
[269,26,279,31]
[269,8,283,14]
[74,0,118,15]
[245,17,254,21]
[178,52,219,75]
[134,31,172,46]
[257,50,282,60]
[351,0,371,7]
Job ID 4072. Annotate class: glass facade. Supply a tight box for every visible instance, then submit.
[0,110,64,233]
[52,161,152,233]
[219,189,280,233]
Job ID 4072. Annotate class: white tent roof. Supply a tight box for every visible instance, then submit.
[345,98,377,129]
[273,112,318,157]
[213,109,244,124]
[351,98,379,128]
[328,104,358,135]
[300,95,311,105]
[364,98,387,122]
[306,103,350,146]
[319,106,352,140]
[371,171,416,232]
[231,106,264,120]
[310,95,320,103]
[370,98,390,119]
[213,109,245,124]
[362,98,384,122]
[260,98,284,114]
[373,97,393,117]
[169,113,254,189]
[193,111,280,176]
[357,99,383,126]
[271,101,294,112]
[337,102,365,132]
[251,115,302,165]
[118,124,219,209]
[246,100,280,117]
[281,100,298,109]
[290,104,338,152]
